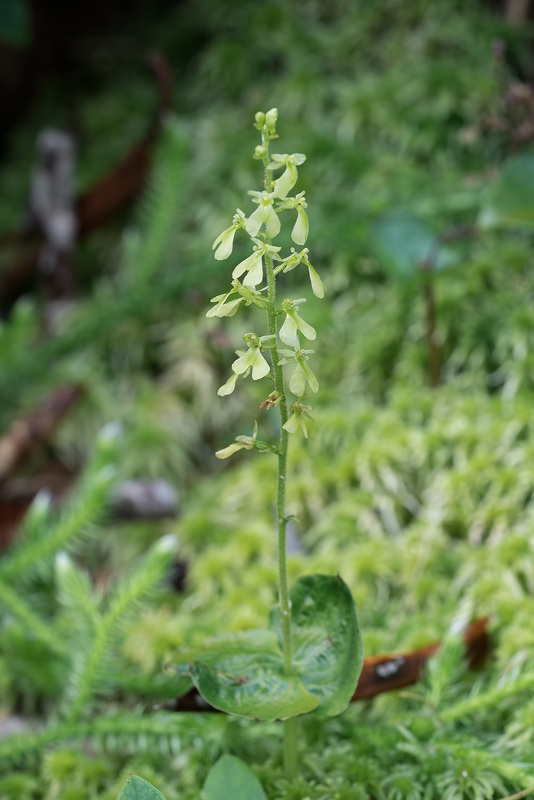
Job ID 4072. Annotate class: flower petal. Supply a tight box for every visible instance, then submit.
[303,362,319,393]
[278,348,297,359]
[283,412,308,438]
[294,311,316,340]
[245,205,265,237]
[215,442,245,459]
[206,290,232,318]
[251,349,271,380]
[283,412,300,434]
[232,351,254,375]
[272,164,298,199]
[217,372,239,396]
[265,205,281,238]
[291,208,309,245]
[279,315,300,348]
[213,226,237,260]
[266,154,287,169]
[216,297,244,317]
[289,363,306,396]
[308,264,326,298]
[243,254,264,287]
[233,250,261,281]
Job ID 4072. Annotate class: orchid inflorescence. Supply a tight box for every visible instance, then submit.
[186,112,361,782]
[207,108,325,455]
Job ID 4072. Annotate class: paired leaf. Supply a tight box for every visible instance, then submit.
[204,755,267,800]
[117,774,167,800]
[371,210,453,282]
[171,629,318,720]
[479,154,534,229]
[272,574,363,716]
[170,574,362,720]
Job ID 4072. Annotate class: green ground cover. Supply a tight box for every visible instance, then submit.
[2,1,534,797]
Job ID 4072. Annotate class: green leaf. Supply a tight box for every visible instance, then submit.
[480,154,534,229]
[170,577,362,720]
[116,774,167,800]
[272,574,363,716]
[171,629,318,720]
[371,210,453,282]
[204,755,267,800]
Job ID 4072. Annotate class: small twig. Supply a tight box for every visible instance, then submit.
[0,383,83,483]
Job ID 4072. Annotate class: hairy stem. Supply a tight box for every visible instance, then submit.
[261,129,292,673]
[262,128,296,778]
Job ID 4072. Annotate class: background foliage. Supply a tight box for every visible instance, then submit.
[2,0,534,798]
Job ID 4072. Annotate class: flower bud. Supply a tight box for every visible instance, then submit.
[265,108,278,132]
[253,145,267,160]
[255,111,265,127]
[243,332,260,348]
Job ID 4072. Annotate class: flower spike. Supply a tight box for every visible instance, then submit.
[210,112,324,440]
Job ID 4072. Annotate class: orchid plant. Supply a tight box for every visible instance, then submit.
[171,110,363,780]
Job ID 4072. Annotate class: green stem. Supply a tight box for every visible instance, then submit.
[284,716,299,780]
[261,128,292,673]
[261,127,297,777]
